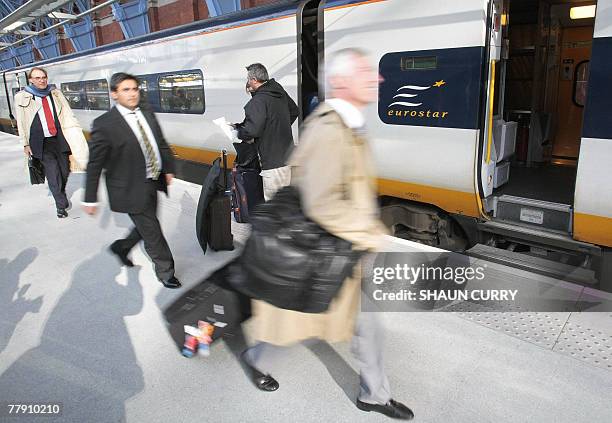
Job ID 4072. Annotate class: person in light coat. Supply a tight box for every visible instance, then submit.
[241,48,414,420]
[15,67,88,218]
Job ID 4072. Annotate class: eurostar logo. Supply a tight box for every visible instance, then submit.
[386,80,449,120]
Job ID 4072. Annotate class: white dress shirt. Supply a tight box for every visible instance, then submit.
[325,98,366,129]
[116,103,163,179]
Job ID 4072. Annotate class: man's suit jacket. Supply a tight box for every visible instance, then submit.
[84,106,176,214]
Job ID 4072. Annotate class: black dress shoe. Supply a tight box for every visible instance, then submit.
[159,276,181,289]
[240,352,279,392]
[109,242,134,267]
[56,208,68,218]
[356,399,414,420]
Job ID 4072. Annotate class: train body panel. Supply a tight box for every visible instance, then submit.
[322,0,488,217]
[0,2,301,162]
[574,1,612,245]
[1,0,611,267]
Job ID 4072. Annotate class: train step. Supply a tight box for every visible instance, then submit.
[477,220,600,255]
[493,195,572,233]
[466,243,597,285]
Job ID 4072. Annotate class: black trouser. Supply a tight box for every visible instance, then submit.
[114,180,175,280]
[41,137,70,209]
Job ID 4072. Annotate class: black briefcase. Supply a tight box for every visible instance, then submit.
[163,261,250,353]
[28,156,45,185]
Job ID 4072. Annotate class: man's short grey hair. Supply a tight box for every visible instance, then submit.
[324,48,369,92]
[246,63,269,82]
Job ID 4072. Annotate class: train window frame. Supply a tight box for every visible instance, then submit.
[60,81,85,110]
[83,79,110,111]
[157,69,205,114]
[573,60,589,108]
[401,56,437,71]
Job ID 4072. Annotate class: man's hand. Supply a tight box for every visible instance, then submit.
[165,173,174,185]
[82,205,97,216]
[24,145,32,157]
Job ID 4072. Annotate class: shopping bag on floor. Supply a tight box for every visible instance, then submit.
[163,260,250,354]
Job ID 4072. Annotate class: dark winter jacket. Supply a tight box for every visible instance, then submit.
[236,79,299,170]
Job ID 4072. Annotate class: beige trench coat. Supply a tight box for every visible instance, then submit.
[249,103,389,346]
[15,88,89,171]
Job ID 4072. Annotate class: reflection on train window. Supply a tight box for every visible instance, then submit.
[61,82,84,109]
[158,71,205,114]
[401,56,437,71]
[139,78,150,104]
[573,60,589,107]
[84,79,110,111]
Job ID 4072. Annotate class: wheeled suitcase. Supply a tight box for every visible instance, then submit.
[206,150,234,251]
[231,166,264,223]
[163,260,251,353]
[196,157,222,254]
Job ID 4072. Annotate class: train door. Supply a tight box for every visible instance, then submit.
[484,0,597,238]
[297,0,321,122]
[1,72,16,133]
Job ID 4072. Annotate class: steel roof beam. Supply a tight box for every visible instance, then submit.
[0,0,120,52]
[48,12,78,20]
[0,0,73,31]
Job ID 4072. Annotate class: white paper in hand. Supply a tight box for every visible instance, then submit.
[213,117,238,141]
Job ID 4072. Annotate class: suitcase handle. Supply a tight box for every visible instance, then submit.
[222,149,229,191]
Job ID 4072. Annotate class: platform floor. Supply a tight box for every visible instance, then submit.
[1,133,611,423]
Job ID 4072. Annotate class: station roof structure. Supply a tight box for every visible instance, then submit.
[0,0,242,70]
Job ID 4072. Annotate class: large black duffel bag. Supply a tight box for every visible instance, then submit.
[232,185,363,313]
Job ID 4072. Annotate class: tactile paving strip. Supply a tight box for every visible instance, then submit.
[553,314,612,371]
[441,301,569,349]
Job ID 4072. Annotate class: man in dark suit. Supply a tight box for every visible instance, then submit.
[82,73,181,289]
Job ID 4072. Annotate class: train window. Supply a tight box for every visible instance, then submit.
[61,82,84,109]
[158,71,205,114]
[84,79,110,111]
[573,60,589,107]
[401,56,437,71]
[11,87,21,99]
[135,75,162,112]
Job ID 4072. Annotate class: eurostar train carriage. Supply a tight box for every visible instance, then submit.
[1,0,611,290]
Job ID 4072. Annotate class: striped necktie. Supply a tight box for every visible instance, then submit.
[134,113,160,180]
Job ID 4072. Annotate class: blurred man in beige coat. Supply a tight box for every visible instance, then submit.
[241,49,414,420]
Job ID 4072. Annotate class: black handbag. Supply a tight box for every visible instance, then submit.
[28,156,45,185]
[233,185,363,313]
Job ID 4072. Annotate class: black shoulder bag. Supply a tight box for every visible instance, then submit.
[231,185,363,313]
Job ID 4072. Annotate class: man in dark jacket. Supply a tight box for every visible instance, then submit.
[82,73,180,289]
[234,63,299,200]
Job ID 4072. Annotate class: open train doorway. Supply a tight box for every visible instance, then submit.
[489,0,596,234]
[297,0,321,123]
